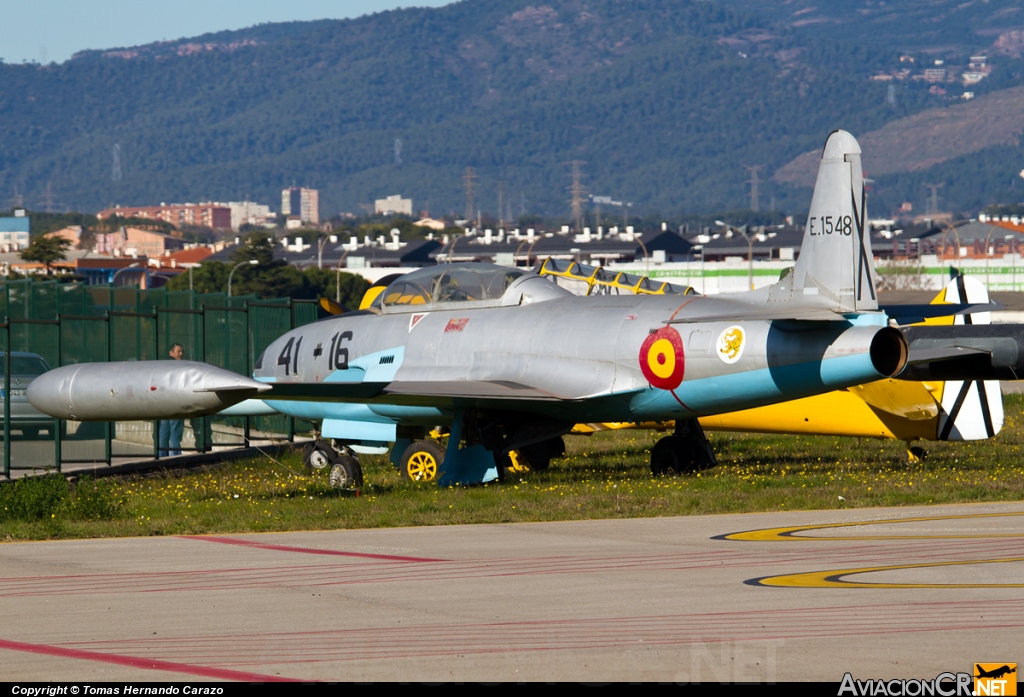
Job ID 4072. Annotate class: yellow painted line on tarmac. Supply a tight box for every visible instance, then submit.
[748,556,1024,589]
[719,512,1024,542]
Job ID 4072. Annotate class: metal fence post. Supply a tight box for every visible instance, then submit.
[3,320,10,478]
[104,311,112,466]
[199,306,208,453]
[243,302,250,447]
[153,308,160,460]
[55,316,62,473]
[287,299,294,442]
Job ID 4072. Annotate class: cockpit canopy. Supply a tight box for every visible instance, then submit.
[376,263,530,312]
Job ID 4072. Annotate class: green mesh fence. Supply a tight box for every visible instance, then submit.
[110,314,157,362]
[0,327,7,473]
[203,306,249,448]
[158,310,204,361]
[0,280,319,476]
[10,321,60,372]
[60,318,108,364]
[165,290,196,310]
[248,303,293,438]
[32,283,59,321]
[5,281,30,320]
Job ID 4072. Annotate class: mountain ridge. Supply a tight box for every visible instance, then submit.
[775,85,1024,187]
[2,0,1023,219]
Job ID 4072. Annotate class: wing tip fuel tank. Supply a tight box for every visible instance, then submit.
[27,361,270,422]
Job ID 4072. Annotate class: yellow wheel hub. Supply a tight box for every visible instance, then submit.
[406,451,439,481]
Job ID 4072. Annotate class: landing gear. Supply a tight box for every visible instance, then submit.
[516,437,565,471]
[401,440,446,482]
[329,454,363,489]
[907,445,928,463]
[305,438,363,489]
[507,450,531,474]
[651,436,692,475]
[650,419,717,475]
[304,439,337,471]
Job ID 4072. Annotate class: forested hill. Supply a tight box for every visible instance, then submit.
[2,0,1024,219]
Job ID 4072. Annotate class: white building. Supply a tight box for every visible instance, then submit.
[281,187,320,224]
[375,194,413,216]
[225,201,274,231]
[0,210,30,252]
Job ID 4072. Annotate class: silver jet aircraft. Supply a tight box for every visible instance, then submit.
[30,130,913,485]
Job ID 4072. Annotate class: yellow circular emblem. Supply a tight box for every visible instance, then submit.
[647,338,676,379]
[716,326,745,364]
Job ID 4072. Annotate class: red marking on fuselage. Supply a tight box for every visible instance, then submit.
[668,297,699,321]
[0,637,293,681]
[670,389,702,416]
[184,535,447,562]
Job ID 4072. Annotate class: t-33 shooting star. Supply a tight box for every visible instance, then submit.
[32,131,969,485]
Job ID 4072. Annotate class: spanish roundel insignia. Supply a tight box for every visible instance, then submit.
[639,327,685,390]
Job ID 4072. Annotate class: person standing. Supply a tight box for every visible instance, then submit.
[158,343,185,456]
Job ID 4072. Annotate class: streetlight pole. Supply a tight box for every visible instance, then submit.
[983,225,999,289]
[335,247,352,304]
[514,238,529,268]
[716,220,765,291]
[938,220,966,272]
[446,233,463,264]
[111,262,141,287]
[317,235,331,270]
[690,245,704,294]
[1005,235,1017,291]
[228,260,258,298]
[635,231,649,273]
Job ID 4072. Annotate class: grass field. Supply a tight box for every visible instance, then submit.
[3,396,1024,541]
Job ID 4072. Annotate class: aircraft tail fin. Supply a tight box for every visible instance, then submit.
[789,129,877,312]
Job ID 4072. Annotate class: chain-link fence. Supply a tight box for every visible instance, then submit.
[0,279,319,477]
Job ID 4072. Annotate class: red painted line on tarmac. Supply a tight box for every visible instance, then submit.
[184,535,447,562]
[50,599,1024,666]
[2,539,1019,598]
[0,637,294,681]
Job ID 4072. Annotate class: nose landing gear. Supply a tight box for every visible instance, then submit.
[650,419,717,475]
[304,438,364,489]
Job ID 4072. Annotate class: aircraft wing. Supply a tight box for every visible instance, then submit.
[263,379,575,407]
[664,307,863,324]
[664,302,1002,325]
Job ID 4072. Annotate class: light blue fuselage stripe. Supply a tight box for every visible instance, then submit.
[632,352,878,418]
[263,352,879,429]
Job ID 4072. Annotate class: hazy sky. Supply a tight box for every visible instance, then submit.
[0,0,452,64]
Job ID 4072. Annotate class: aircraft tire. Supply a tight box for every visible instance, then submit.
[329,454,363,489]
[650,436,695,475]
[518,437,564,471]
[401,440,445,482]
[304,439,337,471]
